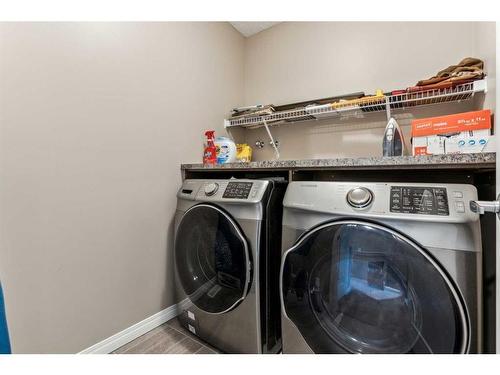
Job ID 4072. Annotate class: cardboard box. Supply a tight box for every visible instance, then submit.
[411,110,492,155]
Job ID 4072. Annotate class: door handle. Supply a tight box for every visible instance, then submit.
[469,195,500,218]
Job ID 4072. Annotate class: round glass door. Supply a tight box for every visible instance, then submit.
[281,220,469,354]
[175,204,251,314]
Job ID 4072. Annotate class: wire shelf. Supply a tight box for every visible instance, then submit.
[224,79,487,129]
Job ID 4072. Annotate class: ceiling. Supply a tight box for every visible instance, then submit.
[229,22,280,37]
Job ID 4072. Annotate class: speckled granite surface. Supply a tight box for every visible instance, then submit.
[181,152,496,170]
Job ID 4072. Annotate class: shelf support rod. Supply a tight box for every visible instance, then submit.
[262,118,280,160]
[385,96,392,121]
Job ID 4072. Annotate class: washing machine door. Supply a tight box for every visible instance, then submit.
[280,220,469,354]
[175,204,251,314]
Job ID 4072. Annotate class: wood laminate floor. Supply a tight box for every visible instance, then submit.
[112,318,220,354]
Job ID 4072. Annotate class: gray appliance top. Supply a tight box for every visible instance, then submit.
[283,181,479,224]
[178,179,270,204]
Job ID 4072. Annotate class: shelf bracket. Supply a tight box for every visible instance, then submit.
[262,118,280,159]
[385,96,392,121]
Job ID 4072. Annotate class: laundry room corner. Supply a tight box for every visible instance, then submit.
[1,2,500,374]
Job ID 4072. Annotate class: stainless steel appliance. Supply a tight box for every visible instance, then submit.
[280,181,482,354]
[174,178,286,353]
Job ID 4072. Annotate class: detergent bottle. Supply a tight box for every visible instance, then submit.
[203,130,217,165]
[215,136,237,164]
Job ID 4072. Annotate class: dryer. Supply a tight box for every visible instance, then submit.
[280,181,482,354]
[174,178,286,353]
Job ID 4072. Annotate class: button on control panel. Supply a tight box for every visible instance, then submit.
[390,186,449,216]
[347,187,373,208]
[204,182,219,196]
[455,201,466,213]
[222,182,254,199]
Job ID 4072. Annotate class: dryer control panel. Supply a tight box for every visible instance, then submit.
[390,186,449,216]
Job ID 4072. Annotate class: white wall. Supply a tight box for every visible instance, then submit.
[241,22,496,160]
[0,22,244,353]
[475,22,496,114]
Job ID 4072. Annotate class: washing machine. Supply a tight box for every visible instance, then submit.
[174,178,286,353]
[280,181,482,354]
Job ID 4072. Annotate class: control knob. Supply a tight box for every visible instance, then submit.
[204,182,219,196]
[347,187,373,208]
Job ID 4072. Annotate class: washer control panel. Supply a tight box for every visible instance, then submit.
[222,182,253,199]
[179,179,269,203]
[283,181,478,224]
[390,186,449,216]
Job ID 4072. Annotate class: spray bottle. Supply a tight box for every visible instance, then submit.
[203,130,217,165]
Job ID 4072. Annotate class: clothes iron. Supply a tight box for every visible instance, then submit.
[383,117,406,156]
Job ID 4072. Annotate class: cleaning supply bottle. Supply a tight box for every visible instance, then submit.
[236,144,252,162]
[215,136,237,164]
[203,130,217,165]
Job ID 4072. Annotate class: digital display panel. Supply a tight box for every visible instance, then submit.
[390,186,449,216]
[222,182,253,199]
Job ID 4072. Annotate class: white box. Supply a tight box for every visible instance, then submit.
[412,130,491,155]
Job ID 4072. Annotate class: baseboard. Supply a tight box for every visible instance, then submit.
[78,302,182,354]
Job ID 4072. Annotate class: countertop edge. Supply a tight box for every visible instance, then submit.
[181,153,496,171]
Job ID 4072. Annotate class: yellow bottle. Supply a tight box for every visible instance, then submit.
[236,144,252,163]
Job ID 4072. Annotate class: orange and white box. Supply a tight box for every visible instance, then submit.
[411,110,492,155]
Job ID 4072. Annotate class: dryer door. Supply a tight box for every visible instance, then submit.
[175,204,251,314]
[280,220,469,353]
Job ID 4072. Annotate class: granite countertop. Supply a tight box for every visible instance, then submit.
[181,152,496,171]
